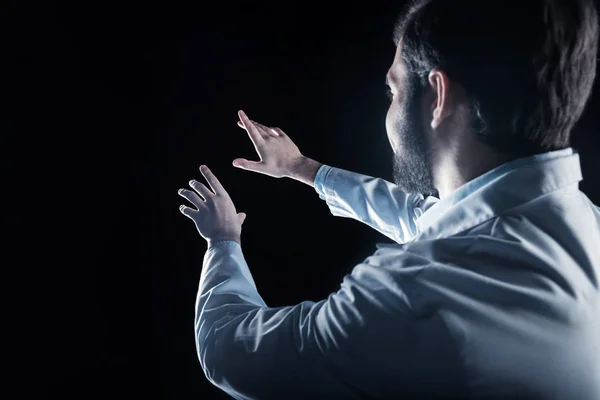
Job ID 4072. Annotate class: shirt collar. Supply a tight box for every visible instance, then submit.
[415,147,581,240]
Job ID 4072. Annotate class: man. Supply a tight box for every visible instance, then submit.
[177,0,600,398]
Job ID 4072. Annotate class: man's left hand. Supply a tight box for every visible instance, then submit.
[178,165,247,246]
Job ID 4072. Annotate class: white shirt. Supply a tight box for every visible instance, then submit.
[195,147,600,399]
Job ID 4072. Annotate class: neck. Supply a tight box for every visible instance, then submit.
[434,144,516,199]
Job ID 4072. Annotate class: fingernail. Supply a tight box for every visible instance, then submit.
[178,189,183,194]
[189,180,195,186]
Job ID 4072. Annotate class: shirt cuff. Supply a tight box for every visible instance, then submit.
[207,240,241,252]
[201,239,261,297]
[314,164,334,200]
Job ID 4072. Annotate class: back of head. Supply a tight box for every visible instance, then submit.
[395,0,599,156]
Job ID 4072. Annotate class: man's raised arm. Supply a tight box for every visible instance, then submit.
[196,240,443,399]
[232,110,438,243]
[287,156,437,243]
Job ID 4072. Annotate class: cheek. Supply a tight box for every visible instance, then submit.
[385,99,402,130]
[385,103,399,148]
[385,98,397,123]
[385,105,394,136]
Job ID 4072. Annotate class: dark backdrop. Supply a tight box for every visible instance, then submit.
[13,1,599,398]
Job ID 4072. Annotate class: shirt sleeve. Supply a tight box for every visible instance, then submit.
[314,164,437,244]
[195,240,446,399]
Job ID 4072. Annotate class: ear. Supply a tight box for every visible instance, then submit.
[428,69,453,130]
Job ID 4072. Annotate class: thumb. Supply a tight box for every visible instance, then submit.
[232,159,266,172]
[237,212,247,224]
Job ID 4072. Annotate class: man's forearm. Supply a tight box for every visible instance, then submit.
[285,156,323,188]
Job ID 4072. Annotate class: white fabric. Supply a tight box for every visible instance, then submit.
[195,147,600,399]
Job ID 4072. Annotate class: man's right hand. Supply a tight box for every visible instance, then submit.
[233,110,306,179]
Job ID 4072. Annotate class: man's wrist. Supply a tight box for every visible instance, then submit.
[285,156,323,188]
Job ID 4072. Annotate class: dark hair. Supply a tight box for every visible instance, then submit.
[394,0,599,156]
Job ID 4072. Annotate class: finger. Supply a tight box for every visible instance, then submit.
[238,119,272,138]
[232,158,268,173]
[272,127,286,137]
[179,204,197,219]
[189,178,214,199]
[247,119,270,140]
[252,120,279,137]
[238,110,265,144]
[199,165,226,195]
[178,188,205,208]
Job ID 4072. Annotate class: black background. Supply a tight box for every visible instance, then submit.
[12,1,599,398]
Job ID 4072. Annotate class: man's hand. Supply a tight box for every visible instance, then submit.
[178,165,247,246]
[233,110,306,178]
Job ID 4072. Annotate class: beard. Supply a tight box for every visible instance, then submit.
[391,76,438,198]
